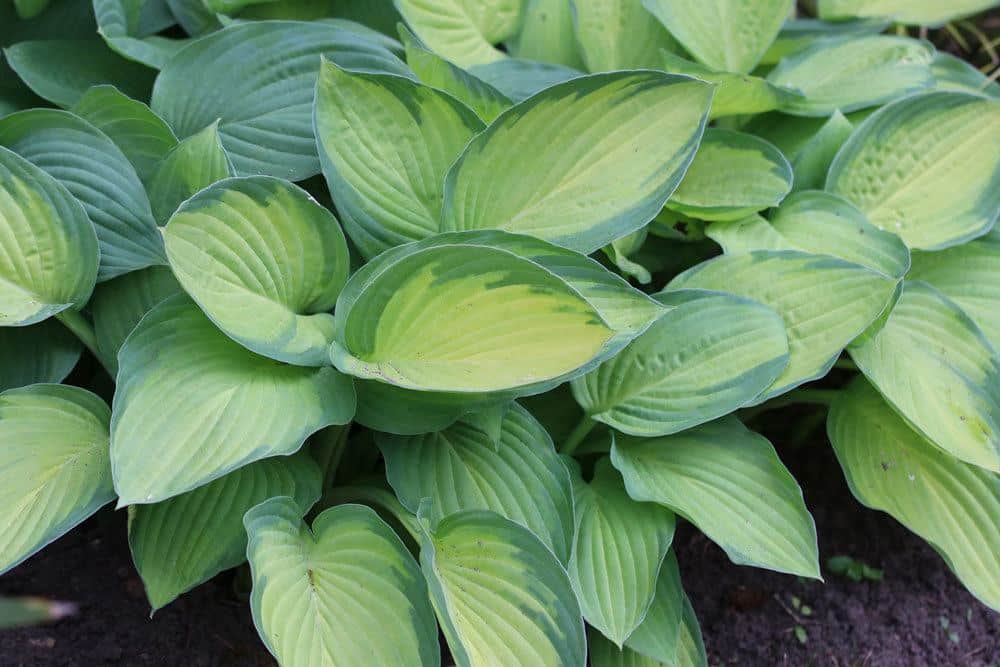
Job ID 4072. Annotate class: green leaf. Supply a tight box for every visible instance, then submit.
[4,39,155,107]
[395,0,523,68]
[93,0,185,68]
[761,17,890,65]
[353,378,504,435]
[612,417,821,578]
[572,289,789,436]
[624,551,684,663]
[151,20,409,180]
[931,53,1000,98]
[469,58,581,102]
[129,452,321,611]
[666,128,792,222]
[708,191,911,280]
[0,384,114,575]
[71,85,179,182]
[660,52,802,119]
[668,250,898,401]
[147,122,234,225]
[441,71,713,254]
[818,0,999,26]
[164,176,350,366]
[767,36,934,116]
[571,0,679,71]
[245,498,440,666]
[330,233,617,393]
[377,402,575,562]
[826,91,1000,250]
[165,0,221,35]
[0,320,81,392]
[507,0,583,69]
[848,281,1000,472]
[674,593,708,667]
[589,632,665,667]
[401,26,511,123]
[909,230,1000,349]
[420,510,586,667]
[604,228,652,284]
[111,295,355,505]
[90,266,182,376]
[314,60,484,258]
[828,378,1000,611]
[568,458,675,645]
[0,145,98,326]
[0,109,166,281]
[643,0,793,73]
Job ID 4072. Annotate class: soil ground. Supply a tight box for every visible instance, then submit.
[1,424,997,667]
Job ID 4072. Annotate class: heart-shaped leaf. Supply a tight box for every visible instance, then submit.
[828,378,1000,611]
[568,458,676,645]
[643,0,793,73]
[668,250,897,401]
[572,289,789,436]
[0,145,98,326]
[767,36,934,116]
[396,0,523,67]
[164,176,350,366]
[245,497,440,666]
[111,295,355,505]
[0,384,114,575]
[612,417,821,578]
[848,281,1000,472]
[147,121,234,225]
[151,20,409,180]
[420,510,587,667]
[0,108,165,280]
[826,91,1000,250]
[314,59,485,258]
[571,0,678,71]
[378,402,575,562]
[441,71,713,254]
[666,128,793,222]
[0,320,81,392]
[129,452,321,611]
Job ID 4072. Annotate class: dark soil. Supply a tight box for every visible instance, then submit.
[1,416,997,667]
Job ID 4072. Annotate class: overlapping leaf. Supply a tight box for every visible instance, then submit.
[0,320,80,392]
[395,0,523,68]
[572,0,678,71]
[146,122,234,225]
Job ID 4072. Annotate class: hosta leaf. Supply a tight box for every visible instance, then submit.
[93,0,184,68]
[165,0,220,35]
[0,384,114,574]
[931,53,1000,98]
[0,146,98,326]
[660,52,802,119]
[71,85,178,182]
[0,320,80,392]
[624,551,684,662]
[420,510,586,667]
[828,378,1000,610]
[90,266,182,376]
[767,36,934,117]
[401,26,511,123]
[848,281,1000,472]
[395,0,523,68]
[314,60,484,258]
[164,176,350,366]
[762,17,890,65]
[147,122,234,225]
[612,418,820,578]
[571,0,678,71]
[377,402,574,562]
[643,0,793,74]
[4,39,154,107]
[441,71,713,254]
[353,378,504,435]
[827,91,1000,250]
[330,236,615,393]
[666,129,792,222]
[469,58,581,102]
[129,452,321,611]
[909,231,1000,348]
[151,20,409,180]
[0,108,165,280]
[673,594,707,667]
[708,191,911,279]
[572,290,789,437]
[245,498,439,666]
[507,0,583,69]
[568,458,675,645]
[818,0,999,26]
[589,631,663,667]
[111,295,355,505]
[669,250,897,402]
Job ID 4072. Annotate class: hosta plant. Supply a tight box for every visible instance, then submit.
[1,0,999,665]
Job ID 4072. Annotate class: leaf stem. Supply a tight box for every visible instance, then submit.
[55,309,104,368]
[740,388,841,421]
[321,485,422,542]
[560,415,596,456]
